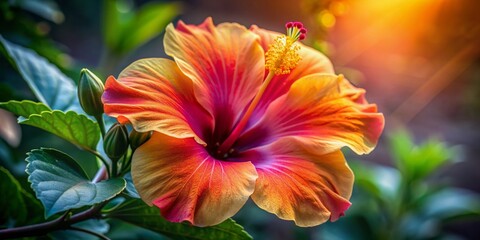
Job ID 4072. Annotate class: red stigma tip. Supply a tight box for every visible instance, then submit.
[299,33,306,40]
[294,22,303,28]
[300,28,307,34]
[285,22,293,28]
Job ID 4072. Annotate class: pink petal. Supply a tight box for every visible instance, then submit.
[132,132,258,226]
[164,18,265,140]
[102,58,211,144]
[237,74,384,155]
[240,138,353,226]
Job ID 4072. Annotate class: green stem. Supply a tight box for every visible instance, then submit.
[86,149,111,179]
[0,202,107,239]
[95,114,106,138]
[111,158,118,177]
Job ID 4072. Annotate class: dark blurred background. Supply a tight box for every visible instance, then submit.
[1,0,480,239]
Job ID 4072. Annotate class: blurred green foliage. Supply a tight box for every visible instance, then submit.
[0,0,73,74]
[0,0,181,175]
[317,130,480,240]
[100,0,182,74]
[103,0,181,56]
[232,130,480,240]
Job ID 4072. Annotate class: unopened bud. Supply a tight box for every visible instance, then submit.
[103,123,129,160]
[78,68,104,116]
[129,129,152,150]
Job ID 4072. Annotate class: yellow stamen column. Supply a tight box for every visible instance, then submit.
[217,22,307,158]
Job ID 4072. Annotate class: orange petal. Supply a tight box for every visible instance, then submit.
[102,58,211,144]
[131,132,258,226]
[238,74,384,155]
[164,18,265,138]
[249,26,335,120]
[243,138,353,227]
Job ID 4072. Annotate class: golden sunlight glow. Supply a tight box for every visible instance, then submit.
[329,1,348,16]
[328,0,479,123]
[318,10,336,28]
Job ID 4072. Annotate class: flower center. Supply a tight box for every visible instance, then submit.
[213,22,307,159]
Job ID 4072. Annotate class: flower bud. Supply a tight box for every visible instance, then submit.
[78,68,104,116]
[103,123,129,161]
[129,129,152,150]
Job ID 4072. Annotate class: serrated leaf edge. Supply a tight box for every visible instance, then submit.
[25,148,126,217]
[20,110,100,151]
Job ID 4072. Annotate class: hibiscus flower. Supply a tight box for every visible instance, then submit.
[102,17,384,227]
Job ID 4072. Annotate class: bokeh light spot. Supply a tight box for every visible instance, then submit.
[318,10,336,28]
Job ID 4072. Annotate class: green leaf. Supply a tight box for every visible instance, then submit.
[20,188,44,225]
[400,188,480,239]
[413,139,457,178]
[50,219,110,240]
[102,197,126,213]
[102,0,129,51]
[421,188,480,221]
[107,219,169,239]
[103,0,180,55]
[11,0,65,24]
[110,199,253,240]
[124,172,140,199]
[0,167,44,227]
[388,129,415,173]
[0,35,82,113]
[388,129,457,181]
[26,149,126,218]
[351,161,401,202]
[120,2,180,53]
[0,100,51,119]
[0,166,28,227]
[20,110,100,151]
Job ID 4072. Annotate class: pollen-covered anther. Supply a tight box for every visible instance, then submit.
[265,21,307,75]
[265,36,301,75]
